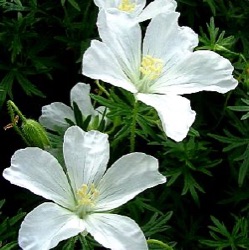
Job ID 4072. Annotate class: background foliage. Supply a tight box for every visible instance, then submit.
[0,0,249,249]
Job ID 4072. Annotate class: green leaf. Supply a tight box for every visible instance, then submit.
[0,72,15,109]
[0,242,18,250]
[238,144,249,187]
[15,72,45,98]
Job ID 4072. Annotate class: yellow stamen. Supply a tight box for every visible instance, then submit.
[76,184,99,207]
[118,0,136,12]
[140,55,163,80]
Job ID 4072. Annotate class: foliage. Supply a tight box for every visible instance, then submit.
[0,199,25,249]
[0,0,96,109]
[200,215,249,249]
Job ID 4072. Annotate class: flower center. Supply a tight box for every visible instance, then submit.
[140,55,163,80]
[118,0,136,12]
[76,183,99,207]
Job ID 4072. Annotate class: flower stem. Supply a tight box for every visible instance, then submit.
[6,100,30,145]
[147,239,174,250]
[130,99,138,152]
[78,234,92,250]
[95,80,110,97]
[7,100,27,122]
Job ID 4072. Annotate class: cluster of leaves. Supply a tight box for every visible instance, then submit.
[0,0,97,109]
[1,0,249,249]
[0,199,25,250]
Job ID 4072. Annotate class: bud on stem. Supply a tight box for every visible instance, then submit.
[6,100,50,149]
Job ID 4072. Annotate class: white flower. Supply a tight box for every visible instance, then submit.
[3,126,166,250]
[39,82,106,133]
[82,11,238,142]
[93,0,177,22]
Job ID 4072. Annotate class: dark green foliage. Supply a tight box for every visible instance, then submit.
[200,215,249,249]
[0,200,25,249]
[0,0,97,109]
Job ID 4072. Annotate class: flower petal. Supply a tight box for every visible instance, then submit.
[137,0,177,22]
[39,102,74,131]
[70,82,95,116]
[95,152,166,211]
[85,213,148,250]
[94,0,146,17]
[19,202,85,250]
[137,93,196,142]
[153,50,238,95]
[97,10,141,83]
[3,148,75,209]
[143,12,198,66]
[63,126,109,192]
[82,40,137,93]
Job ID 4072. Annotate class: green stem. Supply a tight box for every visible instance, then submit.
[95,80,110,97]
[7,100,27,122]
[130,99,138,152]
[147,239,174,250]
[7,100,30,145]
[78,234,92,250]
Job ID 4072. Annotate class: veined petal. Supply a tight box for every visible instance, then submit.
[143,12,198,65]
[70,82,95,116]
[128,0,147,17]
[82,40,137,93]
[97,10,141,82]
[63,126,109,192]
[19,202,85,250]
[85,213,148,250]
[93,0,116,8]
[94,0,146,17]
[39,102,74,131]
[95,153,166,211]
[137,93,196,142]
[94,106,110,126]
[137,0,177,22]
[153,50,238,95]
[3,148,75,209]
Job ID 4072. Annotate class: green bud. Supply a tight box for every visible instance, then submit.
[21,119,51,149]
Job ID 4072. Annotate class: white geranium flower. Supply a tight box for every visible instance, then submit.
[3,126,166,250]
[94,0,177,22]
[39,82,106,133]
[82,11,238,142]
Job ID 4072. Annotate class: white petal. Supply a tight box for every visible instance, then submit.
[39,102,74,131]
[154,50,238,95]
[82,40,137,93]
[97,10,141,83]
[85,213,148,250]
[129,0,147,17]
[93,0,125,9]
[63,126,109,192]
[94,106,110,126]
[95,152,166,211]
[137,93,196,142]
[70,82,95,116]
[94,0,146,17]
[19,202,85,250]
[93,0,110,8]
[143,12,198,65]
[137,0,177,22]
[3,148,75,209]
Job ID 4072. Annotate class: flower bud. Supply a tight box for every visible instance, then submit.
[21,119,50,149]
